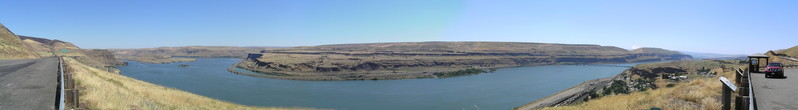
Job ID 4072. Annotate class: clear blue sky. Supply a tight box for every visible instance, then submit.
[1,0,797,54]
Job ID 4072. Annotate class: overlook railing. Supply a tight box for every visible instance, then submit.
[729,68,755,110]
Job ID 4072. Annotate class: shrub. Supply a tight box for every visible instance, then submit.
[433,68,489,77]
[666,84,676,87]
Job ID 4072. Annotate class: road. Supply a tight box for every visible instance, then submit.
[0,57,58,110]
[750,68,798,110]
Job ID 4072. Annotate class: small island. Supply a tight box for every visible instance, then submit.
[178,64,190,67]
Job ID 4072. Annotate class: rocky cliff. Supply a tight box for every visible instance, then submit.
[0,24,39,59]
[234,42,693,80]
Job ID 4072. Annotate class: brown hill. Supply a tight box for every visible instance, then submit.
[778,45,798,57]
[109,46,286,58]
[18,35,126,69]
[0,24,39,59]
[235,42,693,80]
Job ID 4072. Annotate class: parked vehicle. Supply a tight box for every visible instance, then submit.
[765,62,784,78]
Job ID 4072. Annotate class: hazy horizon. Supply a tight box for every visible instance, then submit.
[3,0,798,55]
[81,41,745,55]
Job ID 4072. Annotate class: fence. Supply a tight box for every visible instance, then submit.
[730,68,755,110]
[56,56,81,109]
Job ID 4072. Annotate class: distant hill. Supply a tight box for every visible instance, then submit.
[0,23,125,70]
[0,24,39,59]
[109,46,288,58]
[778,46,798,57]
[236,42,693,80]
[17,35,126,67]
[678,51,746,60]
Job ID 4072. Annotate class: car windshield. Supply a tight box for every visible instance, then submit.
[769,63,782,67]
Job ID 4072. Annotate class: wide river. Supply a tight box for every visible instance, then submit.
[118,58,644,110]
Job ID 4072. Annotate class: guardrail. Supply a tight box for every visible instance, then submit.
[56,56,80,110]
[731,68,756,110]
[747,68,756,110]
[56,56,65,110]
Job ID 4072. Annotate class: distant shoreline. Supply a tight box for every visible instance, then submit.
[227,59,652,81]
[226,60,514,81]
[119,56,198,64]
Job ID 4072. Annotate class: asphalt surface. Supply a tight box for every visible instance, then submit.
[0,57,58,110]
[750,68,798,110]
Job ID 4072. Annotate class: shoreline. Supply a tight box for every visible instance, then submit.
[226,60,484,81]
[228,60,652,81]
[515,70,627,110]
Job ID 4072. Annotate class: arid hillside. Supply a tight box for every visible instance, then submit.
[527,60,745,110]
[109,46,286,58]
[777,45,798,57]
[17,35,126,72]
[0,24,39,59]
[235,42,693,80]
[63,57,310,110]
[0,24,305,109]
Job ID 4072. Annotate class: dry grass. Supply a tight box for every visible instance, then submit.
[779,45,798,57]
[537,65,739,110]
[65,57,315,110]
[0,25,40,59]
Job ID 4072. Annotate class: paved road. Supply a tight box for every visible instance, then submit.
[750,69,798,110]
[0,57,58,110]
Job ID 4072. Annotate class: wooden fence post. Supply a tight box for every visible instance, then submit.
[74,89,79,108]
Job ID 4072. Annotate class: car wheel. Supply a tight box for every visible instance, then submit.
[766,74,771,78]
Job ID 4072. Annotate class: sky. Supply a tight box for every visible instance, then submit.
[1,0,797,54]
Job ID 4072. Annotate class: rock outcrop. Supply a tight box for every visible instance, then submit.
[234,42,693,80]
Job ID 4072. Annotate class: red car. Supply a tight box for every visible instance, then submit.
[765,62,784,78]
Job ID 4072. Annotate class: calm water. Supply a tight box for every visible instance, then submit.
[118,58,643,110]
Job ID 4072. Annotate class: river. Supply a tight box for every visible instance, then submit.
[118,58,644,110]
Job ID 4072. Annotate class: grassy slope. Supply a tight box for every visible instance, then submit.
[536,61,742,110]
[0,24,39,59]
[539,76,723,110]
[65,57,313,110]
[780,46,798,57]
[21,39,56,57]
